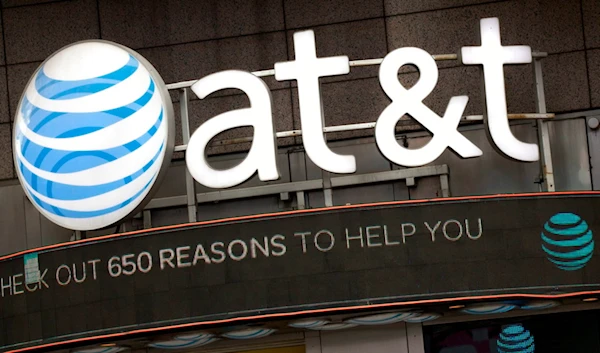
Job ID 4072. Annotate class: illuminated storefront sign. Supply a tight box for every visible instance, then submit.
[13,17,543,230]
[0,193,598,351]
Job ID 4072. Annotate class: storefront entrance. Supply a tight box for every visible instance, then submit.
[424,310,600,352]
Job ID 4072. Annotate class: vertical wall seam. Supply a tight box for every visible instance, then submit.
[382,0,390,53]
[282,0,306,182]
[318,332,323,353]
[404,322,411,353]
[281,0,298,133]
[96,0,102,39]
[580,0,596,189]
[0,5,14,180]
[382,0,398,202]
[580,0,593,109]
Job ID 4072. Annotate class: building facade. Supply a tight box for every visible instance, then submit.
[0,0,600,352]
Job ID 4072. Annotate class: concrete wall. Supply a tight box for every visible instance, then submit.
[0,0,598,255]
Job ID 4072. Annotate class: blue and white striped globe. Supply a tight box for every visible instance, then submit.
[13,41,173,231]
[541,213,594,271]
[497,324,535,353]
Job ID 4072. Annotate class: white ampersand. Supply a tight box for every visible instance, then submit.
[375,47,483,167]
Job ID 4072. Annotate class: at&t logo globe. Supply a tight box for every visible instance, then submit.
[13,41,174,231]
[541,213,594,271]
[497,324,534,353]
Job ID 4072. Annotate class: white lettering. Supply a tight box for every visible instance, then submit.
[25,282,38,292]
[167,18,539,190]
[38,268,49,289]
[188,70,280,188]
[461,17,538,162]
[159,249,176,270]
[193,244,212,265]
[137,252,153,273]
[211,242,226,263]
[425,221,442,242]
[271,235,286,256]
[108,256,122,277]
[12,274,24,295]
[443,219,463,241]
[366,226,382,247]
[250,237,269,258]
[466,218,483,239]
[228,240,248,261]
[376,47,482,167]
[1,276,11,297]
[72,262,86,283]
[345,227,364,248]
[383,225,399,246]
[56,265,71,286]
[275,30,356,174]
[121,254,136,275]
[295,232,311,253]
[176,246,191,268]
[88,259,100,280]
[314,230,335,252]
[402,223,416,243]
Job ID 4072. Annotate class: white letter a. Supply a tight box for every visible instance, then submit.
[187,70,280,188]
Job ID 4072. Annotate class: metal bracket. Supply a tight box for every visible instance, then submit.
[322,170,333,207]
[279,192,290,201]
[143,210,152,229]
[296,191,306,209]
[533,55,555,192]
[145,165,451,211]
[180,88,198,222]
